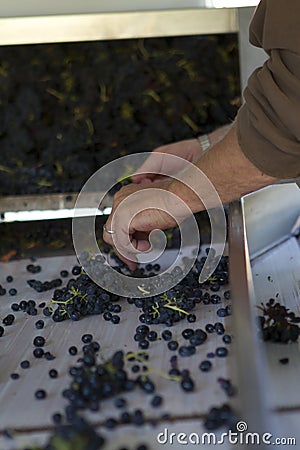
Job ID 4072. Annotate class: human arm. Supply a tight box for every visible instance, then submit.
[167,120,277,213]
[131,124,231,183]
[103,0,300,269]
[235,0,300,179]
[103,121,277,269]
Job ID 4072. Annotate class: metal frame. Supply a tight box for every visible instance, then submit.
[0,8,239,45]
[242,183,300,258]
[0,1,263,220]
[229,200,274,447]
[229,184,300,448]
[0,193,112,223]
[0,1,259,45]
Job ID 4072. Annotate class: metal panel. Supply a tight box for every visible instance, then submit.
[0,0,259,17]
[229,184,300,448]
[242,183,300,259]
[0,193,111,212]
[229,201,275,449]
[242,183,300,417]
[0,250,233,433]
[0,8,238,45]
[0,193,112,223]
[250,237,300,410]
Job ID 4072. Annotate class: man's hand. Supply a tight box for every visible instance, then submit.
[103,121,276,272]
[103,180,188,270]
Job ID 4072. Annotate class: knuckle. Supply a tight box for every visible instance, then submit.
[114,185,130,200]
[113,191,122,201]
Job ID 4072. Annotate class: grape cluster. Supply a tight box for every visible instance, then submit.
[2,244,235,449]
[45,416,106,450]
[42,271,121,323]
[27,278,62,292]
[257,298,300,343]
[64,349,137,416]
[203,404,237,431]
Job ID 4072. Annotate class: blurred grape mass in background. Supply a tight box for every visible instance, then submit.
[0,34,240,196]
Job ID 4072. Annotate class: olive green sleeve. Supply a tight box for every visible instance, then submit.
[236,0,300,178]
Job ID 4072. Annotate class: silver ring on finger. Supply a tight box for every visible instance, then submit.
[103,224,116,235]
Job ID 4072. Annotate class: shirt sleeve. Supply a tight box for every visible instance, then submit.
[236,0,300,179]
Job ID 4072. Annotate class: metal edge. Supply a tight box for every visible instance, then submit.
[229,200,276,448]
[0,8,238,46]
[242,183,300,260]
[0,192,112,213]
[0,0,259,17]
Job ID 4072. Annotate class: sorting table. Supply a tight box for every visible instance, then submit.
[0,249,233,450]
[0,183,299,450]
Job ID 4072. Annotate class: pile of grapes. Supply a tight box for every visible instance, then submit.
[0,35,240,195]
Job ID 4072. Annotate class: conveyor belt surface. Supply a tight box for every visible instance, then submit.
[0,251,233,450]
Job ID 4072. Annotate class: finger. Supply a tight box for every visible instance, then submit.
[105,215,141,270]
[103,219,138,270]
[115,235,150,270]
[102,219,115,246]
[113,246,138,271]
[113,227,140,261]
[132,237,151,253]
[131,173,156,183]
[133,176,153,184]
[133,231,150,241]
[102,228,114,246]
[134,175,169,184]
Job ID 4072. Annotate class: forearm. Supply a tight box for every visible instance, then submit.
[169,121,277,213]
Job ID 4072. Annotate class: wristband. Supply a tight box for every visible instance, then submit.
[197,133,211,153]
